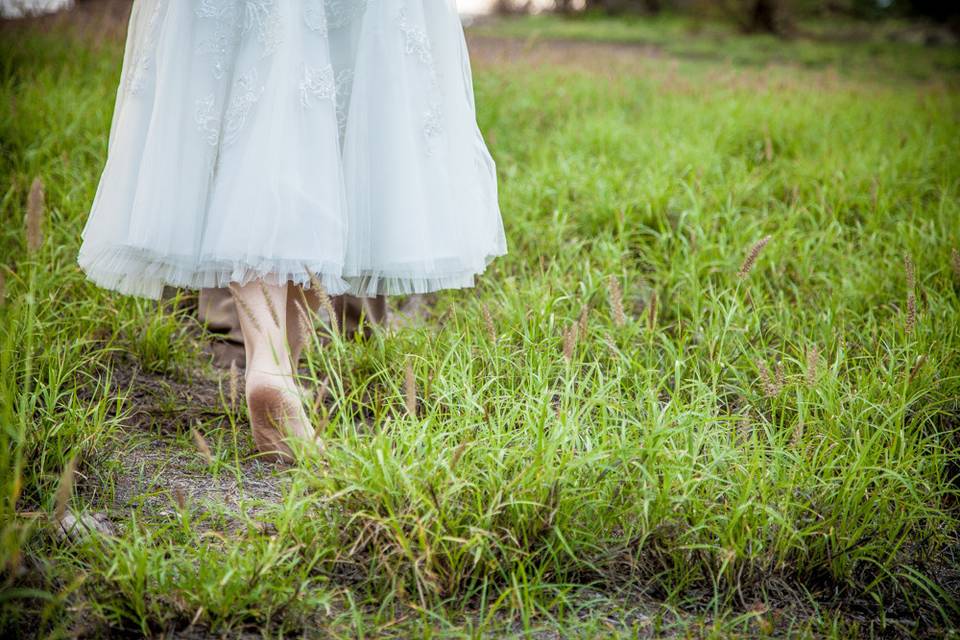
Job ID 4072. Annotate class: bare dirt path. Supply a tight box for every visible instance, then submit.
[467,34,670,72]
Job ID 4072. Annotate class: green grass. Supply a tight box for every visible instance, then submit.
[2,10,960,639]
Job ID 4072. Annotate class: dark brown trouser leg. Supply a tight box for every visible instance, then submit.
[332,295,387,339]
[199,287,245,368]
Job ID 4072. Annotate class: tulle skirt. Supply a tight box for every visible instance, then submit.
[78,0,507,299]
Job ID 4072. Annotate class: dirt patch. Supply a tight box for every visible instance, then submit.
[110,354,230,434]
[467,34,672,74]
[105,433,286,531]
[81,351,288,533]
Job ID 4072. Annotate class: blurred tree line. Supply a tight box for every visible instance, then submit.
[496,0,959,34]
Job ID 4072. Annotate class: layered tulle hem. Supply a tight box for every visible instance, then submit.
[77,244,504,300]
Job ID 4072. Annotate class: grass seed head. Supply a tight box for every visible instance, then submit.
[562,323,577,361]
[904,255,917,334]
[647,291,658,332]
[404,357,417,417]
[904,254,916,290]
[905,292,917,334]
[0,269,5,306]
[231,285,264,334]
[54,456,78,522]
[607,276,626,327]
[173,486,187,511]
[192,427,213,465]
[228,360,239,409]
[791,421,804,446]
[11,469,22,508]
[951,248,960,284]
[578,305,589,338]
[293,292,313,343]
[738,235,772,279]
[805,345,819,387]
[450,442,467,471]
[308,271,339,336]
[757,360,780,398]
[603,334,619,357]
[26,176,45,253]
[481,303,496,343]
[258,281,281,328]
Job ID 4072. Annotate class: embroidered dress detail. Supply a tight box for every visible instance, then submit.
[331,69,355,140]
[125,1,163,95]
[79,0,507,299]
[423,101,443,151]
[223,69,264,146]
[398,4,445,155]
[195,95,220,146]
[326,0,369,29]
[398,8,433,64]
[240,0,282,55]
[300,64,336,108]
[303,0,328,34]
[195,1,238,80]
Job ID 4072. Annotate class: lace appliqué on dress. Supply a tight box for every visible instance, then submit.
[303,0,328,35]
[327,0,369,30]
[193,1,276,150]
[195,69,265,149]
[196,0,237,80]
[398,8,433,65]
[223,69,265,147]
[398,6,445,155]
[300,65,356,144]
[126,2,164,95]
[240,0,282,55]
[191,2,441,154]
[196,0,282,72]
[195,95,220,147]
[300,64,336,108]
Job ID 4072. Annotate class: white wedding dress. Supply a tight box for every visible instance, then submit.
[78,0,507,299]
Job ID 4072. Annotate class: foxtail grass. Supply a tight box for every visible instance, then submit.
[191,427,213,466]
[481,303,497,343]
[606,276,625,327]
[258,280,281,328]
[905,254,917,334]
[52,456,77,522]
[308,271,339,337]
[404,357,417,418]
[230,284,264,335]
[738,235,772,279]
[25,176,43,253]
